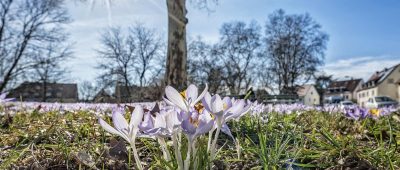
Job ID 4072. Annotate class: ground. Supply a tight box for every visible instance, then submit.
[1,104,400,169]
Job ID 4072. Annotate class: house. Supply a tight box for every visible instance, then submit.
[264,94,299,104]
[93,89,115,103]
[357,64,400,107]
[254,89,269,102]
[324,79,363,103]
[8,82,78,102]
[115,85,162,103]
[296,85,320,106]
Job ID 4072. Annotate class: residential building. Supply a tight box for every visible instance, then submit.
[324,79,363,103]
[93,89,115,103]
[297,85,320,106]
[115,85,162,103]
[357,64,400,107]
[8,82,78,102]
[264,94,299,104]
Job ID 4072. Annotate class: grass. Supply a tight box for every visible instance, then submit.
[1,105,400,169]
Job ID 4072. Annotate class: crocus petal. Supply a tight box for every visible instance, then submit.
[182,120,196,135]
[163,97,175,106]
[223,97,232,108]
[154,113,167,129]
[165,109,182,130]
[221,123,234,140]
[225,100,245,121]
[112,111,129,133]
[0,93,7,100]
[165,86,188,111]
[202,92,212,112]
[236,104,251,118]
[192,84,208,107]
[129,105,144,129]
[144,128,171,137]
[211,94,224,113]
[139,113,153,131]
[4,98,14,102]
[99,118,130,142]
[194,114,214,137]
[186,84,198,104]
[99,118,120,135]
[195,120,214,137]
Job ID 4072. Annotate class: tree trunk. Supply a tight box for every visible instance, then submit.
[165,0,188,90]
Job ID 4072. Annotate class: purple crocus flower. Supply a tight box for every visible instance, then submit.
[0,92,14,103]
[202,92,250,138]
[344,107,368,120]
[201,92,251,160]
[140,106,182,137]
[164,84,208,113]
[181,109,214,141]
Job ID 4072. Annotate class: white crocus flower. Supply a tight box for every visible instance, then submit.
[98,106,144,170]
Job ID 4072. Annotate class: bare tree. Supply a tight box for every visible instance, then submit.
[0,0,70,92]
[96,24,164,101]
[79,80,98,102]
[188,36,223,94]
[79,0,218,90]
[129,23,163,87]
[214,21,262,95]
[264,9,328,94]
[30,43,72,102]
[96,27,136,96]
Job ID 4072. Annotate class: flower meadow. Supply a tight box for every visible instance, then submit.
[1,85,400,169]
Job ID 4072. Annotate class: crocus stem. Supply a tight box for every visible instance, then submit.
[207,128,215,152]
[210,127,221,160]
[128,147,131,168]
[130,141,143,170]
[173,133,184,170]
[192,139,198,169]
[236,139,241,159]
[158,137,171,162]
[184,137,192,170]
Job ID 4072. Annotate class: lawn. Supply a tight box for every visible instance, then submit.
[1,101,399,170]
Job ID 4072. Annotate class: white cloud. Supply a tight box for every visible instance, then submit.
[323,55,400,80]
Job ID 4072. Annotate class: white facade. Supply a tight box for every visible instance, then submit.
[298,85,320,106]
[357,64,400,106]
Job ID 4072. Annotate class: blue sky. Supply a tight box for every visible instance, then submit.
[65,0,400,83]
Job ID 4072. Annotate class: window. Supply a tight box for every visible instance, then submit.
[311,91,313,95]
[388,78,394,84]
[372,90,374,96]
[375,96,395,102]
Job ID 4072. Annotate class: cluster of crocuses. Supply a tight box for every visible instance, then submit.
[343,105,397,120]
[0,92,14,115]
[0,92,13,104]
[97,84,251,170]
